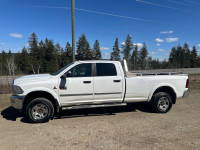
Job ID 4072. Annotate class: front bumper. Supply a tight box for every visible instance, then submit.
[182,90,190,98]
[10,95,25,110]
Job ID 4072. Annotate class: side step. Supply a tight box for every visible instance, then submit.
[62,103,127,110]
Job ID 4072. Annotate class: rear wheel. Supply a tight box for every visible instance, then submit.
[151,92,172,113]
[26,98,54,123]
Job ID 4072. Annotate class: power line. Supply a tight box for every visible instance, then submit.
[136,0,195,13]
[183,0,200,5]
[168,0,197,8]
[75,7,168,24]
[31,5,169,24]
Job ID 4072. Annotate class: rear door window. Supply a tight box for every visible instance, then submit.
[96,63,117,76]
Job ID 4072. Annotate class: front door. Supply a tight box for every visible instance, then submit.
[59,63,93,106]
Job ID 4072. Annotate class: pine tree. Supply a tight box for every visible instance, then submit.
[93,40,101,60]
[38,40,46,73]
[55,42,62,70]
[44,38,57,73]
[169,47,178,68]
[65,42,73,63]
[176,45,183,68]
[8,50,12,59]
[190,46,199,68]
[122,34,133,60]
[1,50,7,75]
[139,43,148,69]
[28,32,43,74]
[14,52,21,74]
[130,45,139,70]
[18,47,30,74]
[111,38,120,61]
[76,34,92,60]
[183,43,191,68]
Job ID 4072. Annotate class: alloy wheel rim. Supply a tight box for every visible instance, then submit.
[31,104,49,120]
[158,97,170,111]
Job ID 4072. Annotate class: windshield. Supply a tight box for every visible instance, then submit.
[51,63,74,76]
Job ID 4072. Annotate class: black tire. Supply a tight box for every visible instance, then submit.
[26,98,54,123]
[151,92,172,113]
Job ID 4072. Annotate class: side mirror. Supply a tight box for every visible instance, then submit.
[61,74,67,78]
[67,71,72,77]
[61,71,72,78]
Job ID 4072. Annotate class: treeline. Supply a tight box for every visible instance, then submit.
[112,34,200,70]
[0,33,102,75]
[0,33,200,75]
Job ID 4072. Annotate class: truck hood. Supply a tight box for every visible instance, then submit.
[14,74,52,85]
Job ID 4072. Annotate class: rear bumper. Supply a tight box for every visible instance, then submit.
[10,95,25,110]
[182,90,189,98]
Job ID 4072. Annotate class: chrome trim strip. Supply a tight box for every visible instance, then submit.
[94,92,122,95]
[60,93,93,97]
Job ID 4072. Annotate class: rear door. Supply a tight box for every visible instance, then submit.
[93,63,123,103]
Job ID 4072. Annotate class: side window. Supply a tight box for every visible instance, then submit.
[67,63,92,77]
[96,63,117,76]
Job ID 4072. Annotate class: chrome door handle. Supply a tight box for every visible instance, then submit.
[83,81,91,84]
[114,80,121,82]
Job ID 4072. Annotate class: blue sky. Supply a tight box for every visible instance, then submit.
[0,0,200,60]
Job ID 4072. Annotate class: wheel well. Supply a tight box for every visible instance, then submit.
[23,91,60,113]
[153,86,177,104]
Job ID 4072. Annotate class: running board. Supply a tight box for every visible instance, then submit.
[61,103,127,110]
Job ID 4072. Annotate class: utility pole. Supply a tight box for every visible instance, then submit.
[72,0,75,62]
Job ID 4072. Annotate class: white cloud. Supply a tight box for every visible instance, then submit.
[121,42,125,46]
[9,33,23,38]
[156,43,160,46]
[155,38,164,42]
[0,42,5,46]
[160,30,174,34]
[121,42,143,49]
[133,43,143,49]
[197,44,200,47]
[100,47,109,50]
[165,38,179,43]
[151,52,156,55]
[158,49,166,52]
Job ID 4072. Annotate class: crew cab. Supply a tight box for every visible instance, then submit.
[10,60,189,123]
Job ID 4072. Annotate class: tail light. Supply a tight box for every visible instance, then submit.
[186,79,189,88]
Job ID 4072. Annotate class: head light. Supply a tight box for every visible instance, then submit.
[12,85,24,94]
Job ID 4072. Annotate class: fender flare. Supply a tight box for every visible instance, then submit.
[147,83,177,102]
[23,87,61,112]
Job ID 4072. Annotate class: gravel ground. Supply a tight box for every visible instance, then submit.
[0,93,200,150]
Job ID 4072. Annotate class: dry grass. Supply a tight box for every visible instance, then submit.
[0,84,12,94]
[0,94,11,112]
[189,74,200,94]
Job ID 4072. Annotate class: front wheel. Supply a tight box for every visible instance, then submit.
[26,98,54,123]
[151,92,172,113]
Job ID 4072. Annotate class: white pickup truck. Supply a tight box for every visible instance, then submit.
[11,60,189,123]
